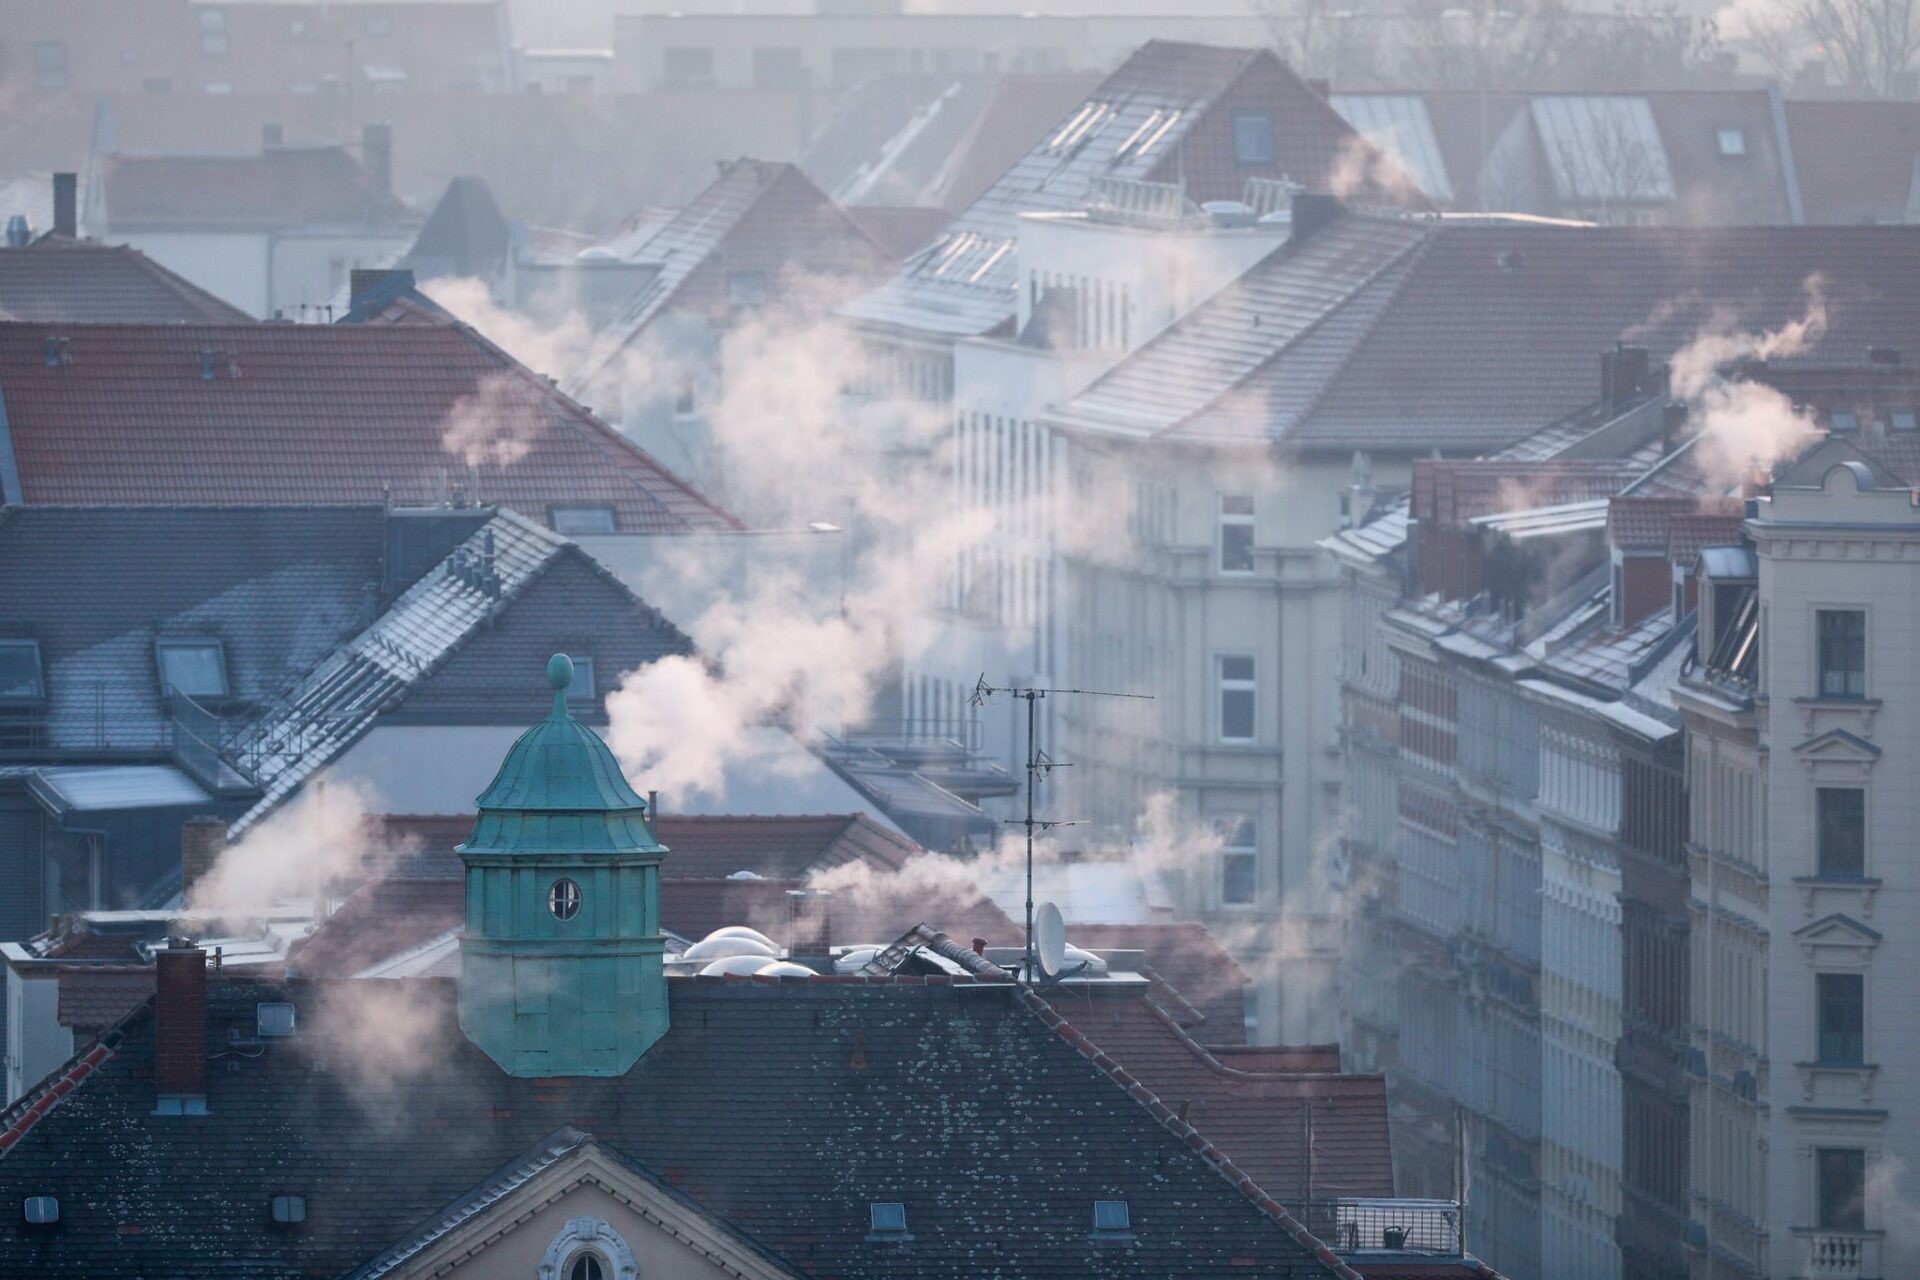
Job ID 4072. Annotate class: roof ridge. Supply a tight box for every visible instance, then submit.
[1016,987,1364,1280]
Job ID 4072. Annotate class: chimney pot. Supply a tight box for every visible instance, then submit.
[1289,192,1342,244]
[51,173,77,239]
[154,939,209,1104]
[971,936,987,955]
[5,214,29,248]
[181,815,227,900]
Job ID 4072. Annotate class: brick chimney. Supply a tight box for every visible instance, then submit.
[180,816,226,901]
[154,938,208,1109]
[1290,192,1343,244]
[51,173,77,239]
[787,889,832,965]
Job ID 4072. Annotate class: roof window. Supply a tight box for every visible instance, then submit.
[1892,409,1917,431]
[270,1194,307,1224]
[1830,410,1859,433]
[22,1196,58,1226]
[0,640,45,702]
[1093,1200,1132,1234]
[868,1202,911,1240]
[256,1003,297,1038]
[1048,100,1114,153]
[551,505,617,535]
[157,638,229,700]
[1716,127,1747,156]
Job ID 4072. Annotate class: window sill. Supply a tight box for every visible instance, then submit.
[1792,696,1881,709]
[1792,875,1881,888]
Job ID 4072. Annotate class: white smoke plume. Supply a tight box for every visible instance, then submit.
[421,276,596,386]
[1670,276,1828,491]
[1328,132,1428,208]
[438,371,548,468]
[188,781,401,912]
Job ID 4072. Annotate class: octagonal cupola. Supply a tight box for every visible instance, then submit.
[458,655,670,1078]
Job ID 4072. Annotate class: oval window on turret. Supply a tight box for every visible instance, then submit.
[548,878,582,921]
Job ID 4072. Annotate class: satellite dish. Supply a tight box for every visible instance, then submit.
[1034,902,1067,979]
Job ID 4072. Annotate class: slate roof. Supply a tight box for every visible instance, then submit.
[1046,215,1920,454]
[96,147,412,231]
[399,176,512,281]
[1047,989,1394,1202]
[841,41,1419,342]
[0,239,252,324]
[0,320,742,531]
[0,505,392,752]
[0,976,1351,1279]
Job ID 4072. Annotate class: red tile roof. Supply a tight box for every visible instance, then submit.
[1666,509,1748,568]
[1062,922,1252,1041]
[653,813,918,880]
[1608,495,1741,552]
[0,320,742,532]
[99,147,411,230]
[1044,991,1394,1202]
[1785,100,1920,225]
[55,967,155,1031]
[0,239,252,323]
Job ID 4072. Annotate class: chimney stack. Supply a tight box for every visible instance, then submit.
[1601,343,1651,411]
[181,816,226,901]
[154,938,209,1109]
[51,173,77,239]
[361,123,393,198]
[787,889,832,965]
[1289,192,1343,244]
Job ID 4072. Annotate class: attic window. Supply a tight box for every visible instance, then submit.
[1093,1200,1133,1235]
[157,638,229,699]
[270,1195,307,1225]
[551,505,617,535]
[1831,410,1860,432]
[1893,409,1918,431]
[1716,127,1746,157]
[1232,110,1275,166]
[256,1003,297,1038]
[868,1202,910,1240]
[22,1196,58,1226]
[0,640,45,702]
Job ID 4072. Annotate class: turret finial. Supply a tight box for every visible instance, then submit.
[547,653,573,718]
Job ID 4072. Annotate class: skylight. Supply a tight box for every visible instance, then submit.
[0,640,44,701]
[270,1195,307,1225]
[1716,127,1747,157]
[256,1003,297,1038]
[1093,1200,1132,1233]
[156,638,229,699]
[551,505,617,535]
[868,1202,910,1239]
[22,1196,58,1226]
[1048,101,1114,153]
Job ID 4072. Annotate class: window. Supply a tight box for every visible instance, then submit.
[568,1256,606,1280]
[1817,610,1866,698]
[663,47,715,90]
[1816,972,1864,1065]
[22,1196,57,1225]
[1219,494,1255,572]
[1221,817,1256,905]
[143,76,173,94]
[1830,409,1859,432]
[270,1194,306,1224]
[1818,1148,1866,1230]
[157,639,229,699]
[361,11,394,36]
[200,10,228,55]
[551,505,617,535]
[752,46,805,91]
[1231,110,1275,166]
[548,878,582,921]
[727,270,768,308]
[1093,1200,1132,1233]
[1218,655,1255,742]
[1716,127,1746,156]
[0,641,44,701]
[868,1202,909,1239]
[203,82,233,95]
[256,1003,297,1038]
[1892,409,1917,431]
[1816,787,1865,877]
[32,41,68,90]
[566,657,597,707]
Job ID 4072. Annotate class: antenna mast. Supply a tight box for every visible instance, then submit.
[969,674,1152,980]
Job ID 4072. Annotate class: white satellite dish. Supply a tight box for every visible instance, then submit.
[1034,902,1067,979]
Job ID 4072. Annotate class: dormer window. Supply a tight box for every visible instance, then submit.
[0,640,44,702]
[156,638,228,700]
[548,878,582,921]
[868,1202,910,1240]
[566,656,597,708]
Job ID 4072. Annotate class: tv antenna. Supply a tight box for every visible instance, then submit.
[968,674,1152,982]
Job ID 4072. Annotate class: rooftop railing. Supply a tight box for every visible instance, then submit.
[1275,1199,1464,1256]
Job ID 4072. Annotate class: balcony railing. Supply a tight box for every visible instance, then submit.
[1795,1228,1882,1279]
[1274,1199,1463,1256]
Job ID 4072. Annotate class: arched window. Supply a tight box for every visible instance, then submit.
[568,1255,606,1280]
[548,878,582,921]
[539,1215,636,1280]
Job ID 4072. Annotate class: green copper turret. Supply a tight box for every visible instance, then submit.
[458,654,670,1077]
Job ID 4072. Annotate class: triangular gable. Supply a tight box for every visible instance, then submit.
[1793,912,1882,947]
[1792,727,1882,762]
[351,1129,803,1280]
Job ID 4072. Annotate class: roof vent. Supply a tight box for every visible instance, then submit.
[256,1002,297,1038]
[4,215,29,248]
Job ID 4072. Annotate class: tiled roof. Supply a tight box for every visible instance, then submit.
[1414,460,1646,528]
[1785,99,1920,225]
[400,176,512,280]
[1061,922,1251,1039]
[1607,495,1740,552]
[1665,509,1748,567]
[0,505,393,752]
[55,968,155,1032]
[0,239,252,323]
[573,160,886,389]
[1049,216,1920,454]
[98,147,412,230]
[287,879,465,978]
[841,42,1418,341]
[1044,990,1393,1202]
[842,205,957,259]
[0,319,742,531]
[653,812,919,880]
[0,977,1350,1278]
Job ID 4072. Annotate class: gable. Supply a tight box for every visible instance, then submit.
[1792,727,1882,767]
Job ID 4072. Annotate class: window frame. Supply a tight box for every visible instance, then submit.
[1231,109,1275,166]
[0,640,46,702]
[1815,786,1866,878]
[1218,493,1255,573]
[1816,1147,1867,1231]
[1217,654,1256,743]
[565,656,597,708]
[548,877,583,922]
[1220,816,1257,906]
[155,637,230,700]
[32,40,69,90]
[550,505,618,536]
[1816,609,1866,699]
[867,1201,911,1241]
[1815,971,1865,1066]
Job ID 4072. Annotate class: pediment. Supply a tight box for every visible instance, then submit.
[357,1129,801,1280]
[1792,912,1882,948]
[1791,727,1881,764]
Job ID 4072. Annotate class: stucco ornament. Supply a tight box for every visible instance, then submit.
[538,1215,639,1280]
